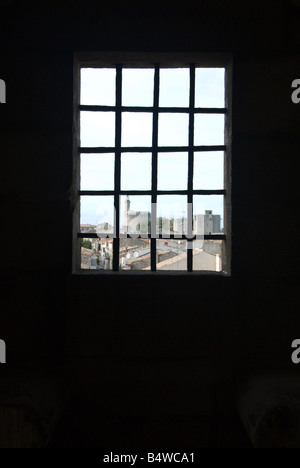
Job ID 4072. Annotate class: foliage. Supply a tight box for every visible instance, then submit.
[82,240,92,249]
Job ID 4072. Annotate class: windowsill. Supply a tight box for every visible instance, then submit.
[72,269,230,277]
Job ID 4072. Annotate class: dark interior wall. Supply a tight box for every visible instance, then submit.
[0,0,299,447]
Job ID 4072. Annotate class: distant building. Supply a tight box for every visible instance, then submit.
[99,239,113,269]
[123,196,150,234]
[173,217,187,235]
[173,210,221,236]
[156,248,222,272]
[91,238,101,252]
[96,222,114,238]
[119,239,150,270]
[80,224,96,233]
[194,210,221,235]
[81,247,97,269]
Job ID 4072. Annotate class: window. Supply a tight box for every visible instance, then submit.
[73,53,232,274]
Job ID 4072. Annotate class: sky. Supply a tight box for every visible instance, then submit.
[79,67,225,229]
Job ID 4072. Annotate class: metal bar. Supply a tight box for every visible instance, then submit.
[79,145,226,154]
[73,59,81,273]
[79,104,227,114]
[187,65,196,272]
[78,232,226,240]
[151,65,160,271]
[188,189,225,195]
[79,189,226,196]
[157,189,225,195]
[80,190,149,196]
[80,191,115,196]
[113,65,122,271]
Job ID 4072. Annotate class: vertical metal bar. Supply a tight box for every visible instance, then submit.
[151,65,159,271]
[74,60,81,273]
[188,65,196,272]
[224,62,232,275]
[113,65,122,271]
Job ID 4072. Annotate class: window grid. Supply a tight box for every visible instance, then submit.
[77,64,227,272]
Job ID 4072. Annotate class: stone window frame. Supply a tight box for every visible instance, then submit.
[72,52,232,275]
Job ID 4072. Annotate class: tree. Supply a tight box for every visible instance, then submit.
[82,240,92,249]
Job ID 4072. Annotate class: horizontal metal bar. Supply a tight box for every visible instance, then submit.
[78,232,226,240]
[157,189,225,196]
[80,190,152,196]
[79,105,227,114]
[79,190,115,196]
[80,145,226,154]
[79,190,225,196]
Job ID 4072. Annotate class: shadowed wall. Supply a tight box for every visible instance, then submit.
[0,0,299,448]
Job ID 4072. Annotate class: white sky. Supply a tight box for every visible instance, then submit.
[80,67,225,227]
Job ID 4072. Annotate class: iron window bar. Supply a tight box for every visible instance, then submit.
[78,233,225,241]
[79,145,226,153]
[151,65,160,271]
[79,105,227,114]
[79,190,225,196]
[112,65,122,271]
